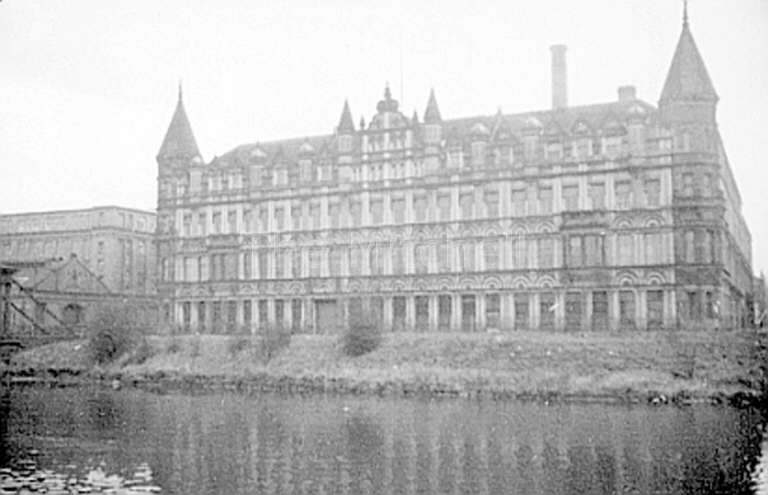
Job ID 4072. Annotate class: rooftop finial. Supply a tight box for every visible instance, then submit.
[384,82,392,100]
[683,0,689,27]
[178,79,183,102]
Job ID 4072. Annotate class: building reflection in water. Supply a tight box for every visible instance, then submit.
[1,388,765,495]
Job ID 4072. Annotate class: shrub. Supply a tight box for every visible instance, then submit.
[86,302,147,365]
[165,336,182,354]
[124,338,154,365]
[228,336,252,356]
[258,325,291,362]
[342,312,382,357]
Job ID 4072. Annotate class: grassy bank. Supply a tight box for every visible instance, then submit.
[3,330,767,404]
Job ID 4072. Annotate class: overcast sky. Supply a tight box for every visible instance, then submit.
[1,0,766,274]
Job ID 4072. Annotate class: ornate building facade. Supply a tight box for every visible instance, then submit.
[156,13,753,333]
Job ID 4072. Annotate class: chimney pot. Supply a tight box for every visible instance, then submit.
[550,45,568,110]
[618,85,636,103]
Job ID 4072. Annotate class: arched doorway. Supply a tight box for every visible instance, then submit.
[62,303,84,326]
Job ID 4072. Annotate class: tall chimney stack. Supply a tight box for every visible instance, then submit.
[550,44,568,110]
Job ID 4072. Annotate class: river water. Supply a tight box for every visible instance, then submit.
[0,386,765,494]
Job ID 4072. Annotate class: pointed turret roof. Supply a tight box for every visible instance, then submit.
[157,85,201,159]
[659,6,717,103]
[424,88,442,124]
[337,99,355,134]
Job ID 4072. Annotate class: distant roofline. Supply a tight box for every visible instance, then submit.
[0,205,156,219]
[216,97,657,164]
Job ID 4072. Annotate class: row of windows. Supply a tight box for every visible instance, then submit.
[177,178,664,236]
[163,233,668,282]
[174,289,667,333]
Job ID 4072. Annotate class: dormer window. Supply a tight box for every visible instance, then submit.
[471,141,486,167]
[545,142,562,161]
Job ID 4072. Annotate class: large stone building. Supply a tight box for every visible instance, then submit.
[0,206,156,329]
[156,11,753,334]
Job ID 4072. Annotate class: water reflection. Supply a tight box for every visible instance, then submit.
[0,386,764,495]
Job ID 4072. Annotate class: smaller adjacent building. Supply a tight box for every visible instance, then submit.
[0,206,157,331]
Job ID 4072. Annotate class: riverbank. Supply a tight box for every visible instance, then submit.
[2,330,767,406]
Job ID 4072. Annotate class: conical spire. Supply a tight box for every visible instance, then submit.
[337,99,355,134]
[424,88,442,124]
[659,3,717,104]
[157,85,201,160]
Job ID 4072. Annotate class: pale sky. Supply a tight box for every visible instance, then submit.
[1,0,766,274]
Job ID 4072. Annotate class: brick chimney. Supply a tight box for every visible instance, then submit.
[550,44,568,109]
[618,85,637,103]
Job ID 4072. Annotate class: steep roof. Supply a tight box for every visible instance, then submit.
[659,16,717,103]
[424,88,442,124]
[157,87,202,159]
[337,100,355,134]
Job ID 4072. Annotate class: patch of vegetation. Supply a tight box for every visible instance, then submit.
[259,325,292,362]
[165,336,182,354]
[228,336,252,356]
[342,312,382,357]
[86,302,149,365]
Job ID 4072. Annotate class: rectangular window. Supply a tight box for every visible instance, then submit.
[197,301,206,332]
[415,296,429,331]
[460,241,475,271]
[645,179,661,207]
[538,237,553,268]
[565,292,582,330]
[370,199,383,225]
[291,205,302,230]
[228,210,237,233]
[588,183,605,210]
[514,294,529,330]
[584,235,604,266]
[486,293,501,330]
[329,247,343,276]
[592,291,609,330]
[350,200,362,227]
[329,203,340,229]
[291,249,302,278]
[243,300,252,328]
[242,252,252,279]
[393,296,407,332]
[484,190,499,217]
[259,207,268,232]
[198,212,207,236]
[682,173,694,196]
[226,300,237,332]
[438,194,451,221]
[647,290,664,330]
[538,187,552,214]
[562,185,579,210]
[414,195,428,222]
[618,234,634,265]
[540,292,555,330]
[310,203,321,229]
[225,253,238,280]
[437,242,450,272]
[483,240,499,270]
[274,299,284,329]
[349,247,362,276]
[274,250,284,278]
[392,198,405,224]
[644,233,662,264]
[615,181,631,209]
[213,212,222,234]
[258,300,268,328]
[461,294,476,332]
[199,256,208,282]
[258,251,268,279]
[291,299,302,332]
[243,209,252,233]
[460,193,473,220]
[414,244,429,274]
[438,295,452,331]
[619,290,635,328]
[511,238,527,269]
[512,189,527,216]
[309,248,323,277]
[274,207,285,231]
[568,236,583,267]
[182,214,192,237]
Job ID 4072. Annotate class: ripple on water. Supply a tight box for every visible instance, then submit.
[0,456,162,495]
